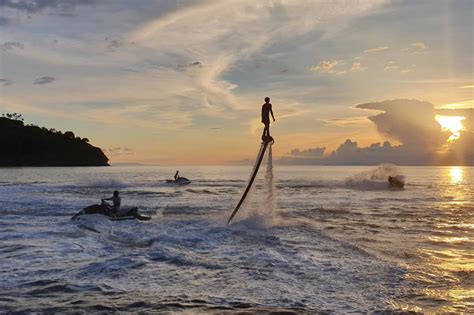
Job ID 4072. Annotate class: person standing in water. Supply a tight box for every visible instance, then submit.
[261,97,275,138]
[174,170,179,180]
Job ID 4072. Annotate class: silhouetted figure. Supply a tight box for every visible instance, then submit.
[174,170,179,180]
[101,190,121,213]
[388,176,404,188]
[261,97,275,138]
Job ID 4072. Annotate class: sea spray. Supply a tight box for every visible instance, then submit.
[235,143,276,228]
[345,163,405,190]
[261,144,275,218]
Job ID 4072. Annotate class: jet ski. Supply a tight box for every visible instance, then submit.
[166,177,191,185]
[71,203,151,221]
[388,176,405,188]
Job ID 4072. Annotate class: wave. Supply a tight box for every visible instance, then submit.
[186,188,219,195]
[162,205,216,215]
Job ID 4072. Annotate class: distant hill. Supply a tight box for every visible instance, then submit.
[0,114,109,166]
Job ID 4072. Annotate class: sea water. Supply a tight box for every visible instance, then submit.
[0,162,472,312]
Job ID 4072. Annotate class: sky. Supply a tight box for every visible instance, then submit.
[0,0,473,165]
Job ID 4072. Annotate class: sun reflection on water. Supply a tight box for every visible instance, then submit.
[449,167,463,184]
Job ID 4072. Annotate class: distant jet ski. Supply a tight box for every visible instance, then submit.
[166,177,191,185]
[71,203,151,221]
[388,176,405,188]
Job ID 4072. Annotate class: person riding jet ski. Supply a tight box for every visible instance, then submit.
[71,190,151,221]
[101,190,121,214]
[388,176,405,188]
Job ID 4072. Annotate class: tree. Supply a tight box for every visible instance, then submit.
[64,131,75,139]
[1,112,24,122]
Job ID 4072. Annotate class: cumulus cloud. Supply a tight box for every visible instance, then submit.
[323,139,431,165]
[280,99,473,165]
[0,0,98,13]
[33,76,56,84]
[356,99,447,149]
[364,46,388,53]
[290,147,326,157]
[0,41,24,51]
[0,78,13,86]
[279,140,427,165]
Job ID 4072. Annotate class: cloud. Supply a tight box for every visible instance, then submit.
[356,99,447,149]
[349,62,367,72]
[0,78,13,86]
[0,16,11,26]
[364,46,388,53]
[280,99,473,165]
[311,60,366,75]
[0,0,98,13]
[0,41,24,51]
[177,61,203,71]
[127,0,387,115]
[436,108,473,133]
[290,147,326,157]
[33,76,56,84]
[460,85,474,89]
[324,116,371,126]
[279,140,422,165]
[401,42,428,53]
[103,147,135,157]
[106,38,124,50]
[310,60,339,73]
[383,61,413,73]
[105,37,136,51]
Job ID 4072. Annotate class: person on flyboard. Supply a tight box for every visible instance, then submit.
[261,97,275,143]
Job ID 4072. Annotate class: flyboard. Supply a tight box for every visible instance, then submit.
[227,135,274,225]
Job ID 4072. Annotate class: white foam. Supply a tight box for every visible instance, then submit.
[345,164,405,190]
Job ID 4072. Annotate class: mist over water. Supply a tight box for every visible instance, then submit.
[0,165,472,313]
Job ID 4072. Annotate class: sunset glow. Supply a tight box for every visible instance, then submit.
[0,1,472,166]
[449,167,464,184]
[435,115,466,142]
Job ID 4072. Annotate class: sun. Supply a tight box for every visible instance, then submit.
[435,115,466,142]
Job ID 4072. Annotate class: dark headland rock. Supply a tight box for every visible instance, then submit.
[0,116,109,166]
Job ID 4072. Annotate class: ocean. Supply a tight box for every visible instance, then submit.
[0,151,472,312]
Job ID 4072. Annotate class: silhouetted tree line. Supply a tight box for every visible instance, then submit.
[0,113,109,166]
